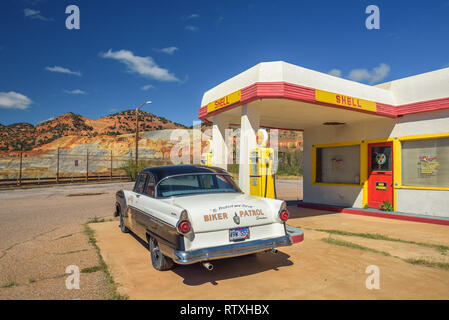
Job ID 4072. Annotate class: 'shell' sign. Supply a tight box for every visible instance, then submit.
[315,89,377,113]
[207,90,241,114]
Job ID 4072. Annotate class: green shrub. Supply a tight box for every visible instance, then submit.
[277,149,303,176]
[379,200,394,211]
[120,160,149,181]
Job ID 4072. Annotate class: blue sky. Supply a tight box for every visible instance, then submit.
[1,0,448,126]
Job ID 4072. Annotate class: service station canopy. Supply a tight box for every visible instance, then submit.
[198,61,449,130]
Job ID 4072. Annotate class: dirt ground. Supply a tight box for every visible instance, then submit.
[0,179,302,299]
[1,178,448,300]
[0,182,135,300]
[91,207,449,300]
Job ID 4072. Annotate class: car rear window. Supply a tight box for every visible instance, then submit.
[157,174,241,198]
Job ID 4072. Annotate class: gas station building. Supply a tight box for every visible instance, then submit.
[199,61,449,218]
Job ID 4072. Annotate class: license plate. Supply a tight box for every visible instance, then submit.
[229,227,250,241]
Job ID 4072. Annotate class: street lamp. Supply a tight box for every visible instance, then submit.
[135,101,152,165]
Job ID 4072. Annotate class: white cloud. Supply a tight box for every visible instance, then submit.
[186,14,199,19]
[45,66,81,76]
[100,49,179,82]
[0,92,33,110]
[24,8,52,21]
[348,63,390,84]
[158,46,178,55]
[64,89,86,95]
[328,69,342,78]
[185,25,199,32]
[141,85,154,91]
[348,69,371,82]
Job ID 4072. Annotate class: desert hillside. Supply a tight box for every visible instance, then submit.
[0,110,187,155]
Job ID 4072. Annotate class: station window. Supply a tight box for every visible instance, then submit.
[316,145,360,185]
[401,137,449,188]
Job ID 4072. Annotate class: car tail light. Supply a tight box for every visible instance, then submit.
[279,209,289,222]
[177,220,191,234]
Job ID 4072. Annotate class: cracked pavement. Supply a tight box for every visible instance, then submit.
[0,182,134,299]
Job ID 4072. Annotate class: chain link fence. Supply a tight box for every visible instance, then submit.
[0,149,172,187]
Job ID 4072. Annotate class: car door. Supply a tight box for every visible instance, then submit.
[137,175,181,248]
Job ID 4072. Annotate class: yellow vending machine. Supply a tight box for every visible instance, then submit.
[249,129,276,198]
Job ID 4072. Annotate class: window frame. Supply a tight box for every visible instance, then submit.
[313,143,362,187]
[400,136,449,189]
[134,173,149,194]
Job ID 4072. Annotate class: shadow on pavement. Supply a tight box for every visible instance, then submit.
[172,251,293,286]
[128,228,293,286]
[288,206,338,219]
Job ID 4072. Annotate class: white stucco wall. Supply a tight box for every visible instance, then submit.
[303,111,449,217]
[396,189,449,218]
[377,67,449,105]
[303,117,395,208]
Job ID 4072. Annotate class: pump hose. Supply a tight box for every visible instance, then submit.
[264,164,268,198]
[273,172,277,199]
[264,159,277,199]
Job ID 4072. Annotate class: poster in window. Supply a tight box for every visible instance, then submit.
[419,156,439,175]
[331,157,343,172]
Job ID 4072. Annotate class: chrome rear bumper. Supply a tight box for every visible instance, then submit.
[172,235,293,265]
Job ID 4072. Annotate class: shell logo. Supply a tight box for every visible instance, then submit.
[256,129,268,147]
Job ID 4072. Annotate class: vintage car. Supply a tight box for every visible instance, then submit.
[114,165,303,271]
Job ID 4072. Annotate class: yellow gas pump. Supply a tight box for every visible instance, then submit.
[201,139,212,166]
[249,129,276,198]
[200,152,212,166]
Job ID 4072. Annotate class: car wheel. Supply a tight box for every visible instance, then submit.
[148,236,174,271]
[119,213,129,233]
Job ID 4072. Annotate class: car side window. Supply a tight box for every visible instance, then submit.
[144,174,155,197]
[134,173,147,194]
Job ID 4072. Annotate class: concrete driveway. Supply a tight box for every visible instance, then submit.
[91,206,449,299]
[0,179,301,299]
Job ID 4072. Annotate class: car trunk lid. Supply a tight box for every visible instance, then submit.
[166,193,282,233]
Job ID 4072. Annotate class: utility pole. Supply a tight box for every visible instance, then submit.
[135,101,152,165]
[135,107,139,165]
[86,150,89,182]
[18,146,23,186]
[110,150,113,181]
[56,148,60,183]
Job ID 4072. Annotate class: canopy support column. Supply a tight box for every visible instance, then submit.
[238,105,260,194]
[211,115,229,169]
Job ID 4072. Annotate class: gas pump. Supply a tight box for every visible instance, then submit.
[249,129,277,199]
[201,139,212,166]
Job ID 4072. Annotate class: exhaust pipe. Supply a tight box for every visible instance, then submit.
[202,262,213,271]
